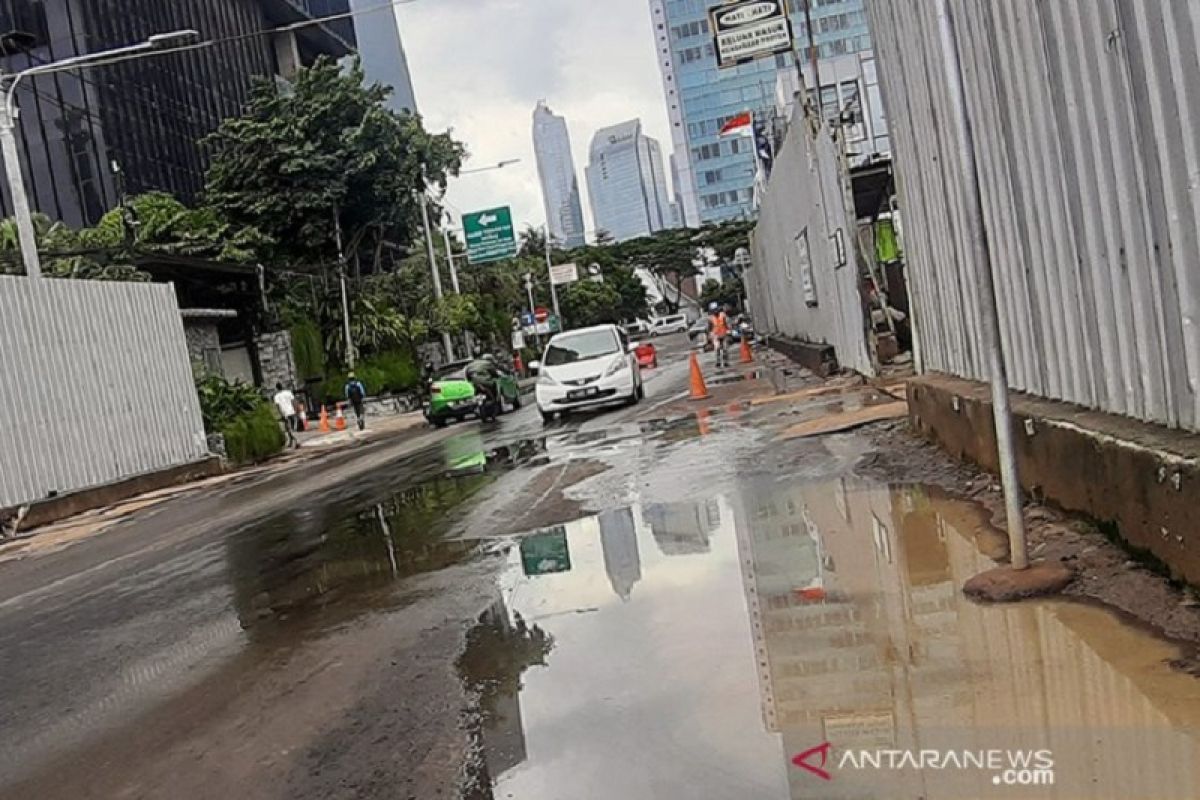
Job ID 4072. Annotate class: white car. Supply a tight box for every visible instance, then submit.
[535,324,644,422]
[650,314,689,336]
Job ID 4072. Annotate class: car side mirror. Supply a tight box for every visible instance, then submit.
[528,360,540,374]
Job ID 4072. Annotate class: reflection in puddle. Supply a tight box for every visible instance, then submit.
[460,480,1200,799]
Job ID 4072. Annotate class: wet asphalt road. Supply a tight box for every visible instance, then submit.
[4,335,1200,799]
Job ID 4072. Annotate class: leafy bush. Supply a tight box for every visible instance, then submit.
[221,403,286,464]
[290,319,326,382]
[195,376,285,465]
[196,376,265,431]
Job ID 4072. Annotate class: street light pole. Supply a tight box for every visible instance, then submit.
[0,29,198,278]
[544,226,562,329]
[418,188,455,362]
[937,0,1027,569]
[333,208,354,369]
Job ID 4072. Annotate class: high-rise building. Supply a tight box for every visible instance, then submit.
[346,0,417,113]
[531,101,586,249]
[649,0,874,224]
[585,119,672,243]
[0,0,355,228]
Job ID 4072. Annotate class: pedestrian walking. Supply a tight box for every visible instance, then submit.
[345,372,367,431]
[708,302,731,368]
[272,382,300,448]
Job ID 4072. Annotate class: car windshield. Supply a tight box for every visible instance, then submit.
[544,330,620,366]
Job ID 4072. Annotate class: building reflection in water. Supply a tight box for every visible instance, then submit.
[643,498,721,556]
[598,507,641,600]
[732,478,1200,798]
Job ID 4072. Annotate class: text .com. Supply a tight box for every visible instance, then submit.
[793,743,1055,787]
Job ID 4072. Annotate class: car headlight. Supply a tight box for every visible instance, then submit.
[604,354,629,378]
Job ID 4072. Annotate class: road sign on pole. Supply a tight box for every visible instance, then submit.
[549,262,579,286]
[709,0,793,70]
[463,206,517,264]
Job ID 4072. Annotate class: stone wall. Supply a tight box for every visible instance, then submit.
[183,319,223,378]
[256,330,298,390]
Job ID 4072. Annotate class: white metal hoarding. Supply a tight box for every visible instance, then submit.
[710,0,793,69]
[0,276,209,509]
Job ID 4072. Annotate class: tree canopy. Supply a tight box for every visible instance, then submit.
[204,57,465,270]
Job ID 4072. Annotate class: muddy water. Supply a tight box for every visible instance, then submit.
[460,480,1200,799]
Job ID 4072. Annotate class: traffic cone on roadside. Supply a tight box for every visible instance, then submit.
[298,406,308,432]
[688,352,710,401]
[739,337,754,364]
[696,408,712,436]
[318,406,330,433]
[335,404,347,431]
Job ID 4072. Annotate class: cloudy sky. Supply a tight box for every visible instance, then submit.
[394,0,673,238]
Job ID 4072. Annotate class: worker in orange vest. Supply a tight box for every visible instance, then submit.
[708,302,731,368]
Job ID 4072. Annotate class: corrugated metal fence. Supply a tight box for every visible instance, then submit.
[0,276,209,508]
[867,0,1200,431]
[750,107,874,377]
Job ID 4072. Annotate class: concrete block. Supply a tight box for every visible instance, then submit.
[908,374,1200,585]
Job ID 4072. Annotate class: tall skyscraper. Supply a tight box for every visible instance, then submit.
[347,0,418,113]
[531,101,586,249]
[649,0,874,224]
[585,119,672,243]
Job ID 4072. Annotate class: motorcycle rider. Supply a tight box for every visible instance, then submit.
[465,351,503,419]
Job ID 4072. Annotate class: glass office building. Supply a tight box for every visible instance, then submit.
[0,0,353,228]
[532,101,586,249]
[585,119,672,243]
[346,0,417,114]
[649,0,873,225]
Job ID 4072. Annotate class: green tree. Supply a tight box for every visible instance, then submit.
[560,280,623,328]
[204,57,465,270]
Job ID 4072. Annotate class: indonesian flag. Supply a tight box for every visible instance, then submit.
[719,111,753,137]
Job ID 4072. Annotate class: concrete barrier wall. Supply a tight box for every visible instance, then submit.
[749,107,873,377]
[867,0,1200,432]
[0,276,209,508]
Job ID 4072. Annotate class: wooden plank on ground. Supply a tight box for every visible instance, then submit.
[780,401,909,439]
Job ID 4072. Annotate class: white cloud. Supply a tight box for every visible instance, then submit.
[395,0,673,238]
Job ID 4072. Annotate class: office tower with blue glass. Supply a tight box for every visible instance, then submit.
[649,0,874,224]
[585,119,672,243]
[532,101,587,249]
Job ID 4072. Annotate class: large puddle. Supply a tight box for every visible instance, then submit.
[459,479,1200,799]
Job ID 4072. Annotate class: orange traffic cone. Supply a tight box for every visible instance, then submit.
[739,337,753,364]
[334,404,347,431]
[688,352,710,401]
[297,406,308,432]
[318,406,330,433]
[696,407,712,436]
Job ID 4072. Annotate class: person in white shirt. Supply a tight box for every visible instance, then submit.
[272,383,299,446]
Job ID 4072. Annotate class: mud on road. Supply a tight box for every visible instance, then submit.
[5,344,1200,799]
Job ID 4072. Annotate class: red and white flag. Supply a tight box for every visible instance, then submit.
[719,111,753,137]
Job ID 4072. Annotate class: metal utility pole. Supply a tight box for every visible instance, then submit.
[544,226,562,329]
[936,0,1027,569]
[442,222,475,354]
[418,189,455,362]
[802,0,821,106]
[524,272,541,350]
[0,97,40,277]
[333,208,355,369]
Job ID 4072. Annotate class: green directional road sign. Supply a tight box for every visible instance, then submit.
[463,206,517,264]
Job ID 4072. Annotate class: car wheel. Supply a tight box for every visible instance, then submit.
[539,408,553,425]
[433,417,448,428]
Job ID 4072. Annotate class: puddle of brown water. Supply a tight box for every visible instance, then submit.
[459,479,1200,799]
